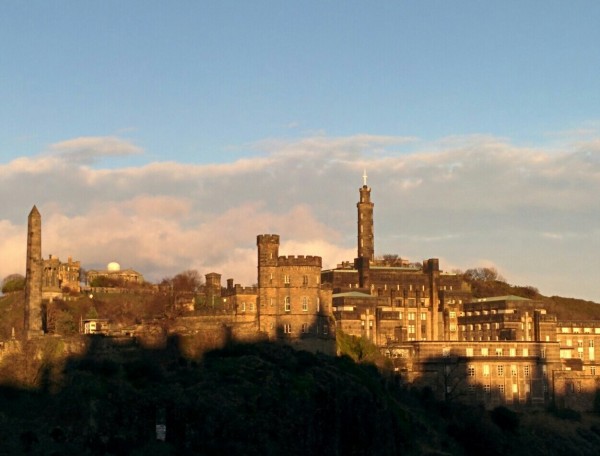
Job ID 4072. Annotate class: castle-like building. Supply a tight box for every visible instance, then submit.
[13,176,600,410]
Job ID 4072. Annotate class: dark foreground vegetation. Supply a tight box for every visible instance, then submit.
[1,338,600,455]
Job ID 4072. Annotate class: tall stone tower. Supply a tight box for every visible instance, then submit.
[357,171,374,261]
[24,206,44,338]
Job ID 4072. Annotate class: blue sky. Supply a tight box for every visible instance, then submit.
[1,2,600,301]
[3,2,599,162]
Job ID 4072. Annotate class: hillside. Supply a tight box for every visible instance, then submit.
[1,339,600,455]
[462,270,600,321]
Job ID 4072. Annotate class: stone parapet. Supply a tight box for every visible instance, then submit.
[276,255,322,267]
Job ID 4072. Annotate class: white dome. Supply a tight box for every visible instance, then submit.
[107,262,121,272]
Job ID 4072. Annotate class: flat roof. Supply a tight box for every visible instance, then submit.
[471,295,532,303]
[332,291,375,298]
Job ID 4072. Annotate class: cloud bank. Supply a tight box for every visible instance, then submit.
[1,134,599,301]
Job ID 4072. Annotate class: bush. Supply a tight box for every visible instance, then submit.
[1,274,26,294]
[490,406,520,432]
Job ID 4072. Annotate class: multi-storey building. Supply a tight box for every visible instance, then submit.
[458,296,557,343]
[256,234,334,352]
[42,254,81,299]
[385,341,560,407]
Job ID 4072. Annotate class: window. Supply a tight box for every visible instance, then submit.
[481,347,489,356]
[284,296,291,312]
[270,298,275,307]
[498,384,505,394]
[302,297,308,312]
[524,365,530,377]
[495,348,503,357]
[522,348,529,357]
[302,275,308,285]
[484,384,491,393]
[240,302,246,312]
[467,365,475,377]
[301,323,308,333]
[323,324,328,335]
[442,347,451,357]
[283,324,292,334]
[512,384,518,394]
[466,347,474,357]
[408,312,416,321]
[590,340,595,348]
[249,302,254,311]
[511,365,517,377]
[449,311,456,318]
[284,275,290,284]
[420,312,427,321]
[316,298,320,312]
[497,365,504,377]
[509,348,516,357]
[408,325,416,334]
[483,364,490,376]
[591,366,596,375]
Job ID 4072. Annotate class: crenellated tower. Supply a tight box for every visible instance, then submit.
[256,234,332,347]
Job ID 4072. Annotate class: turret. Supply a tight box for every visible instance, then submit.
[257,234,279,266]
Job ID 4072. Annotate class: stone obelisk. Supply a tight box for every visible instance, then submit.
[24,206,44,338]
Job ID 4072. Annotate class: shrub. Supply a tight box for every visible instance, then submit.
[490,406,520,432]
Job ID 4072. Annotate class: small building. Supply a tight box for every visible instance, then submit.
[81,318,110,335]
[87,262,144,287]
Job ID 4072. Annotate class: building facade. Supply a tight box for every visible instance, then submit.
[256,234,334,352]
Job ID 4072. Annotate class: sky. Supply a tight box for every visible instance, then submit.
[1,1,600,302]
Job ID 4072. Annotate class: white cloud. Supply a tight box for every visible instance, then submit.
[48,136,143,164]
[2,132,600,302]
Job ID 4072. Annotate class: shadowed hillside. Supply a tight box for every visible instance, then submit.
[1,337,600,455]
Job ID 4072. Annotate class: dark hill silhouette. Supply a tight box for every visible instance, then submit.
[1,336,600,455]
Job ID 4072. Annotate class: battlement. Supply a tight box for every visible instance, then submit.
[225,284,258,295]
[257,234,280,245]
[277,255,322,267]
